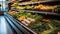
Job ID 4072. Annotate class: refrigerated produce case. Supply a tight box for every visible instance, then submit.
[6,0,60,34]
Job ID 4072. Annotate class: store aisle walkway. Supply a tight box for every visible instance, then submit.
[0,16,7,34]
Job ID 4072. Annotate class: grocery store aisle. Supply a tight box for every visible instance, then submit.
[0,16,7,34]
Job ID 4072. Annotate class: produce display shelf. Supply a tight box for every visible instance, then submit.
[19,0,60,5]
[7,10,60,34]
[7,0,60,34]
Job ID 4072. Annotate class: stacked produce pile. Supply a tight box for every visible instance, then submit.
[34,4,57,12]
[10,1,34,10]
[55,5,60,13]
[10,1,60,13]
[12,11,43,26]
[34,5,60,13]
[8,10,60,34]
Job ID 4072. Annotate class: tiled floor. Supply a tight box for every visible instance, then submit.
[0,16,7,34]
